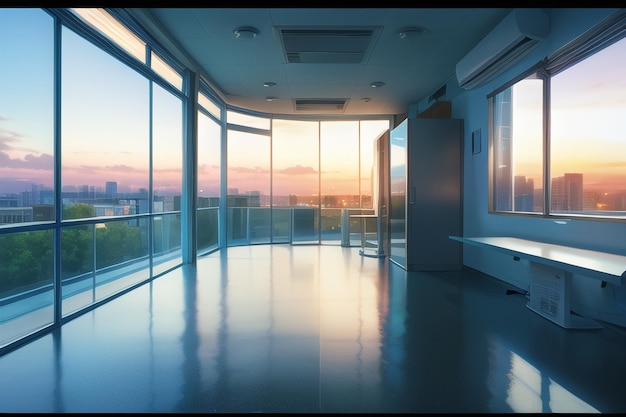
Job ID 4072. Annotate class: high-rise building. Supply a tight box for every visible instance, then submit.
[105,181,118,199]
[551,173,583,211]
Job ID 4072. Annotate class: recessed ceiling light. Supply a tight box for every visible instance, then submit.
[266,96,278,102]
[233,26,259,40]
[362,97,372,102]
[370,81,385,88]
[263,81,276,87]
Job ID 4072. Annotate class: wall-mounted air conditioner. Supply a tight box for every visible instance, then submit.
[456,8,550,90]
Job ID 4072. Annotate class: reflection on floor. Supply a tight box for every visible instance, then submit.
[1,244,625,413]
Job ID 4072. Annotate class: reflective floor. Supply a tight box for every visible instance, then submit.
[1,244,625,413]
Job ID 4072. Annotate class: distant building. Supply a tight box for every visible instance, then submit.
[106,181,118,198]
[514,176,534,212]
[551,173,583,211]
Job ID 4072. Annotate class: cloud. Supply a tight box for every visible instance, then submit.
[275,165,318,175]
[0,127,22,151]
[0,150,53,169]
[106,164,141,173]
[229,166,269,174]
[64,164,144,176]
[153,167,183,174]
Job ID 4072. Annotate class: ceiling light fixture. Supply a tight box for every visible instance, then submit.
[233,26,259,40]
[370,81,385,88]
[263,81,276,87]
[397,26,425,40]
[266,96,278,102]
[362,97,372,102]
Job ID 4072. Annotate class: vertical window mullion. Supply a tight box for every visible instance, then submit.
[542,70,551,217]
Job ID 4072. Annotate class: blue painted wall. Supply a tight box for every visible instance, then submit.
[412,8,626,326]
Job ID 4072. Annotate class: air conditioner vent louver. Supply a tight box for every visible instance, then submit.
[286,52,301,63]
[456,8,550,90]
[276,27,378,64]
[294,99,347,113]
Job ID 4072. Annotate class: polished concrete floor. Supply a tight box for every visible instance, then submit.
[1,244,625,413]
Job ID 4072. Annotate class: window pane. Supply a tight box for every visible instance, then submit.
[152,83,182,213]
[197,112,221,205]
[0,9,54,227]
[71,8,146,63]
[360,120,390,209]
[151,51,183,91]
[320,121,360,243]
[61,27,149,220]
[95,218,150,301]
[198,92,221,120]
[63,218,150,315]
[0,229,54,347]
[550,38,626,217]
[227,110,270,130]
[272,119,319,243]
[492,77,544,213]
[197,111,221,253]
[153,213,181,276]
[227,129,270,245]
[61,223,94,316]
[197,207,218,252]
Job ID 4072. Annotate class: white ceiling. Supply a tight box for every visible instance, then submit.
[127,8,513,116]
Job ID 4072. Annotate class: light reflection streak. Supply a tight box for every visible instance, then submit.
[500,347,600,413]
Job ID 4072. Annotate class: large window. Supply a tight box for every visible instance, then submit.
[490,20,626,220]
[152,83,183,275]
[225,118,390,246]
[1,7,189,353]
[0,8,56,348]
[0,9,54,226]
[226,129,271,245]
[272,119,319,244]
[320,121,361,244]
[61,25,150,220]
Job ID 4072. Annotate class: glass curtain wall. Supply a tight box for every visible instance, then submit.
[225,118,390,246]
[0,8,187,352]
[0,7,391,354]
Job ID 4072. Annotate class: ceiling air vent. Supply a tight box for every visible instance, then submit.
[275,27,379,64]
[294,99,348,113]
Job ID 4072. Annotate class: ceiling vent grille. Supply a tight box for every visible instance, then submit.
[275,27,378,64]
[294,99,348,113]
